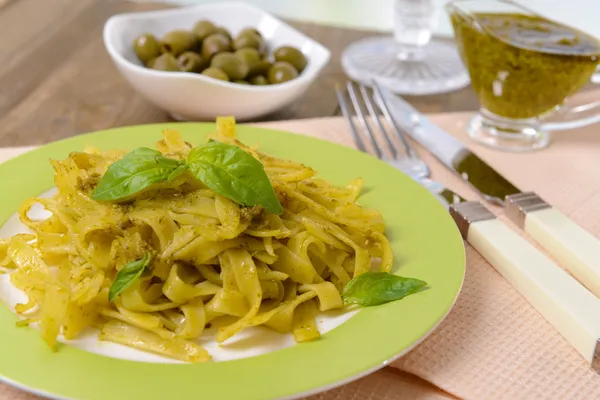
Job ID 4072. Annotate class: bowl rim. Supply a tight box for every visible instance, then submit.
[102,1,332,93]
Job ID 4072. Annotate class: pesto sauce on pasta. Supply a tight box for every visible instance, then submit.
[0,117,393,362]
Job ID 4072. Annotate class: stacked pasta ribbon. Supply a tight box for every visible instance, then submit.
[0,120,392,362]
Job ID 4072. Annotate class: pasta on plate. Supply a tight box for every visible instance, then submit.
[0,118,395,362]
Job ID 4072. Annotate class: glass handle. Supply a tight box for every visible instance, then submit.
[592,66,600,84]
[543,92,600,132]
[393,0,439,61]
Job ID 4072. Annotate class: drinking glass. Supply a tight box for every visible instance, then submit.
[341,0,470,95]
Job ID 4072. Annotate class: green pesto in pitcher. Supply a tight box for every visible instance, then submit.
[451,12,600,119]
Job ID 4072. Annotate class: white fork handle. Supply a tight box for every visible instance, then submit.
[468,217,600,367]
[525,207,600,298]
[505,193,600,299]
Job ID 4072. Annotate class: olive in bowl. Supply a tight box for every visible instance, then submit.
[201,33,232,61]
[201,67,229,81]
[151,53,179,72]
[233,30,266,54]
[214,26,233,41]
[129,18,309,88]
[104,2,330,120]
[268,61,299,84]
[234,48,263,76]
[210,52,249,81]
[274,46,308,73]
[160,30,198,56]
[133,34,161,65]
[192,20,217,41]
[178,52,206,73]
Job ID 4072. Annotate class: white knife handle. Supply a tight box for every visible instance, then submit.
[451,202,600,369]
[506,193,600,298]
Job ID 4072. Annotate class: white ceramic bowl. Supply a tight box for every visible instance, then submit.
[103,2,331,121]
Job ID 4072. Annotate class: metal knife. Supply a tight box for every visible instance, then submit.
[375,83,600,300]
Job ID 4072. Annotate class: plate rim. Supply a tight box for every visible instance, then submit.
[281,276,464,400]
[0,122,466,400]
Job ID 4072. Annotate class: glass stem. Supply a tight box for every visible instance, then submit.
[393,0,438,61]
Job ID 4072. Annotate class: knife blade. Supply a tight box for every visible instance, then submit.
[375,82,600,299]
[374,86,520,206]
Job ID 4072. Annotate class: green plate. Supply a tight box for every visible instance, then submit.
[0,123,465,400]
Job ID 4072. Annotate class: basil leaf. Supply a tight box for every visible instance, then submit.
[92,148,187,202]
[167,163,189,181]
[109,253,152,302]
[342,272,427,307]
[187,141,283,214]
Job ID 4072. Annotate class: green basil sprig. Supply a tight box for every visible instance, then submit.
[109,253,152,302]
[342,272,427,307]
[91,148,187,202]
[89,141,283,214]
[187,141,283,215]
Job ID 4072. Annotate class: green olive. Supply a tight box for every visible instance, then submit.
[160,30,198,56]
[177,51,206,72]
[146,58,156,69]
[192,20,217,41]
[201,67,229,81]
[233,32,265,53]
[133,34,161,64]
[201,33,232,61]
[268,61,299,84]
[249,75,268,85]
[210,52,249,80]
[239,27,262,38]
[151,53,180,72]
[250,60,272,77]
[273,46,308,72]
[235,48,262,76]
[214,27,232,41]
[233,80,250,85]
[235,48,261,64]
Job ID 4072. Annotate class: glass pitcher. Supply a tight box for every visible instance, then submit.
[446,0,600,151]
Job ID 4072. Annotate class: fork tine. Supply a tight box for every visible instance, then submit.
[346,82,384,158]
[371,81,417,159]
[359,83,398,159]
[335,84,368,153]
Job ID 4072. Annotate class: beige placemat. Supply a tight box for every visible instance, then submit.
[3,112,600,400]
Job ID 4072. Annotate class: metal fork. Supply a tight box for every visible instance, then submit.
[335,81,464,207]
[335,82,600,372]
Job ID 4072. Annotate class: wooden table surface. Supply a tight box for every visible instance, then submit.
[0,0,487,147]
